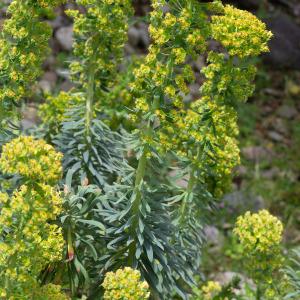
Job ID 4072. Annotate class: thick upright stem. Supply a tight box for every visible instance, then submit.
[127,95,160,264]
[85,65,95,137]
[180,168,196,218]
[134,150,148,190]
[180,147,200,219]
[128,147,148,265]
[256,285,261,300]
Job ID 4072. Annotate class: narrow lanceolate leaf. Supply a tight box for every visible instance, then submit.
[77,219,105,234]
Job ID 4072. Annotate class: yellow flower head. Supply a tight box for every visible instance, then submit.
[211,5,273,58]
[102,267,150,300]
[0,136,63,184]
[0,0,65,104]
[0,184,64,294]
[202,281,222,299]
[39,91,83,127]
[234,210,283,253]
[34,283,69,299]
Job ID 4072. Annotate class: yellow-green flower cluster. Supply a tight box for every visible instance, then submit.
[101,57,142,129]
[33,283,70,300]
[0,136,64,297]
[195,51,257,195]
[131,0,211,148]
[39,91,83,129]
[0,136,63,183]
[66,0,133,98]
[233,210,284,294]
[201,281,222,300]
[129,0,272,197]
[0,0,65,104]
[211,5,273,58]
[102,267,150,300]
[0,283,69,300]
[128,0,272,200]
[0,185,64,296]
[193,6,270,194]
[0,184,62,229]
[234,210,283,253]
[201,52,257,104]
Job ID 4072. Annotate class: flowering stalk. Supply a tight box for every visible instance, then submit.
[67,0,133,105]
[85,63,96,137]
[234,210,284,298]
[180,164,196,220]
[0,0,64,109]
[0,136,65,298]
[116,0,272,296]
[102,267,150,299]
[127,145,148,265]
[52,0,133,187]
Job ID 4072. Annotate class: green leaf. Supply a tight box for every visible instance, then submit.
[77,219,105,234]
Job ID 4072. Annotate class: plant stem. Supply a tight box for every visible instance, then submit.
[85,65,95,137]
[180,167,196,218]
[135,150,148,189]
[127,96,159,265]
[256,285,261,300]
[180,147,200,220]
[128,147,148,265]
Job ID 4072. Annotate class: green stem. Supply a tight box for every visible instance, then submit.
[128,147,148,265]
[180,168,196,218]
[179,146,200,221]
[85,65,95,137]
[127,95,159,265]
[256,284,261,300]
[135,150,148,188]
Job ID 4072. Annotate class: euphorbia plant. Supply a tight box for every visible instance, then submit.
[0,136,66,298]
[0,0,273,299]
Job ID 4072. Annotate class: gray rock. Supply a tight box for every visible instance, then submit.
[137,22,150,48]
[263,12,300,70]
[235,165,247,177]
[241,146,272,161]
[55,26,73,51]
[294,4,300,17]
[48,15,69,30]
[60,80,74,92]
[38,71,57,93]
[128,23,150,49]
[204,225,224,249]
[215,271,244,285]
[128,27,140,47]
[267,130,284,142]
[124,44,136,55]
[263,88,284,98]
[21,119,35,131]
[261,167,280,179]
[43,55,56,70]
[214,271,256,296]
[43,71,58,84]
[21,106,38,130]
[192,56,205,72]
[189,83,200,99]
[222,191,265,213]
[277,105,298,119]
[38,80,52,93]
[272,118,289,136]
